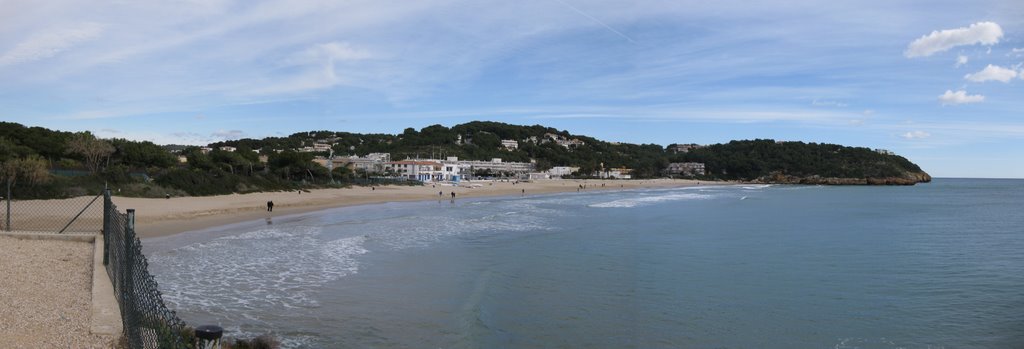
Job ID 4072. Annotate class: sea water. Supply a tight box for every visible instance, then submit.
[145,179,1024,348]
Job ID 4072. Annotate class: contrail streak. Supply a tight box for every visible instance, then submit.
[551,0,636,43]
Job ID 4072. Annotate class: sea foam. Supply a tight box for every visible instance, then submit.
[588,192,712,208]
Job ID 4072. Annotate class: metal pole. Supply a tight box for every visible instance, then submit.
[58,191,102,234]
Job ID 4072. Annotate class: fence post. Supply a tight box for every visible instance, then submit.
[124,209,136,344]
[5,179,10,232]
[102,188,111,265]
[195,325,223,349]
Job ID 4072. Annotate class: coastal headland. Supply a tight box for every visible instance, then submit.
[113,179,702,238]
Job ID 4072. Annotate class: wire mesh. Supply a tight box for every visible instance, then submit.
[0,181,196,347]
[1,180,103,233]
[104,191,193,349]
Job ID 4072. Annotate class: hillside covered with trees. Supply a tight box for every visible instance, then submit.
[0,121,930,199]
[677,140,931,185]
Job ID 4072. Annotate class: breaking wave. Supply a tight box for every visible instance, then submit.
[589,192,713,208]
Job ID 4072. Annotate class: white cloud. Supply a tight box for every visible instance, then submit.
[211,129,245,140]
[0,22,104,66]
[283,42,374,66]
[905,22,1003,58]
[938,90,984,105]
[811,99,848,107]
[964,64,1018,82]
[902,130,931,139]
[955,55,968,67]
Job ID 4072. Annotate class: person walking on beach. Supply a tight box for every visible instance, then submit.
[267,200,274,212]
[451,192,456,199]
[521,189,525,196]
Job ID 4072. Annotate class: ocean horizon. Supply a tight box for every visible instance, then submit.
[145,178,1024,348]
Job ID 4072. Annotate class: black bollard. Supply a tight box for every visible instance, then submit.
[195,325,223,349]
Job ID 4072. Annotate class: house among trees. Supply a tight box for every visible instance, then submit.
[666,162,706,177]
[500,139,518,151]
[668,143,704,153]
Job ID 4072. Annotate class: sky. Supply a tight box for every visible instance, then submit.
[1,0,1022,178]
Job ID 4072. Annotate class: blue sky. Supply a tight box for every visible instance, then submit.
[1,0,1022,178]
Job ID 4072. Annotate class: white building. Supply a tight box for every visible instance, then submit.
[219,146,237,152]
[597,168,632,179]
[669,144,703,153]
[546,166,580,178]
[666,162,706,176]
[440,163,462,182]
[299,143,334,152]
[343,153,391,173]
[501,139,518,151]
[454,157,535,176]
[386,160,441,182]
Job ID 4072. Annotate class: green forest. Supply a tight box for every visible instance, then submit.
[0,121,929,199]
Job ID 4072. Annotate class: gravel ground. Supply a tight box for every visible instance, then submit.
[0,236,116,348]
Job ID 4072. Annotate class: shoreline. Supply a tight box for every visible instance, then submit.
[111,179,707,239]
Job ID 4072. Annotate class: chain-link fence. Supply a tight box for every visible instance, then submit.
[103,190,195,348]
[1,180,104,233]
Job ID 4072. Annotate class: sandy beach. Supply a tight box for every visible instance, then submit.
[101,179,702,238]
[0,237,114,348]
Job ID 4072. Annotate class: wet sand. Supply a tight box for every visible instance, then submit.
[110,179,704,238]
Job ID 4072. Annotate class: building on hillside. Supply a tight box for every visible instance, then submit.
[380,157,534,181]
[219,146,236,152]
[199,147,213,154]
[665,162,706,177]
[343,153,390,173]
[299,143,334,152]
[543,133,585,148]
[177,155,188,163]
[546,166,580,178]
[501,139,518,151]
[527,173,550,180]
[670,143,703,153]
[874,148,895,155]
[311,156,334,169]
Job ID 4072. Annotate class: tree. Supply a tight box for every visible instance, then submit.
[66,132,115,174]
[1,155,51,187]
